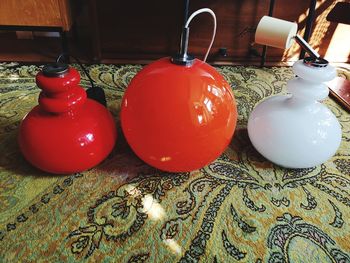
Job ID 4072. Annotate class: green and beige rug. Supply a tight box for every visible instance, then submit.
[0,62,349,262]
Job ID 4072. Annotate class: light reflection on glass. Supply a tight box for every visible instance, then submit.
[193,84,228,126]
[197,115,203,124]
[317,129,327,140]
[204,97,213,112]
[208,85,223,97]
[160,156,172,162]
[79,133,94,147]
[86,133,94,141]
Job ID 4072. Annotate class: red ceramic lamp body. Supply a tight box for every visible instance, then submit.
[121,57,237,172]
[18,65,117,174]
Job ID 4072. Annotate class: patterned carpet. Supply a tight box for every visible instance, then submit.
[0,61,349,262]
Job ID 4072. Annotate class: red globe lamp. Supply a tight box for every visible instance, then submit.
[18,63,117,174]
[121,8,238,172]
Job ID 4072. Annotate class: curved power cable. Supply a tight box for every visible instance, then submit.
[185,8,217,62]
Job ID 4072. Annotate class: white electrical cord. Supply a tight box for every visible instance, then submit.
[185,8,217,62]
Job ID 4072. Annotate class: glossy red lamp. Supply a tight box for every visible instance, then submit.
[121,8,238,172]
[18,63,117,174]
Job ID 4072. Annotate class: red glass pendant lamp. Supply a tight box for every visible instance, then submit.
[18,63,117,174]
[121,8,238,172]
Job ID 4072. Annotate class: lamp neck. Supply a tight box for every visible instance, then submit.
[171,27,195,66]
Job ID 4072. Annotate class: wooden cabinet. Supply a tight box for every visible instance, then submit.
[0,0,72,30]
[79,0,349,64]
[0,0,348,64]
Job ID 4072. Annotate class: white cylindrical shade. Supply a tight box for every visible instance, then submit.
[255,16,298,49]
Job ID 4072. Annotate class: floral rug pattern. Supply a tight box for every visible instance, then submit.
[0,62,349,262]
